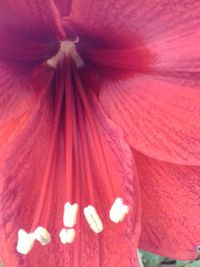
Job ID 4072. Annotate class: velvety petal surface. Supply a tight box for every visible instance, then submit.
[0,0,64,68]
[133,150,200,260]
[68,0,200,166]
[54,0,72,17]
[69,1,200,75]
[0,65,56,266]
[67,0,153,80]
[0,61,141,267]
[99,74,200,165]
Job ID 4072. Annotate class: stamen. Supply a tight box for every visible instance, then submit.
[59,228,76,244]
[83,205,103,234]
[109,198,129,223]
[63,202,79,228]
[47,40,84,68]
[34,226,51,245]
[16,229,35,255]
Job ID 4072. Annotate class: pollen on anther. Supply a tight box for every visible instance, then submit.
[63,202,79,228]
[84,205,103,234]
[16,229,36,255]
[34,226,51,245]
[59,228,76,244]
[109,198,129,223]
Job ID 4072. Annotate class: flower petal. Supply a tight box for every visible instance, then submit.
[69,1,200,76]
[54,0,72,16]
[68,1,153,80]
[0,62,141,266]
[69,1,199,36]
[0,64,37,155]
[0,0,64,68]
[99,74,200,165]
[133,150,200,260]
[69,0,153,37]
[66,90,141,267]
[0,65,56,266]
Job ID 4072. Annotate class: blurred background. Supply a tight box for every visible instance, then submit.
[139,250,200,267]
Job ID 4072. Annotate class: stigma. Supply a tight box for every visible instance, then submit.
[47,39,84,68]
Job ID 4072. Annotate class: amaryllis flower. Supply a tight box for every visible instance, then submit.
[0,1,200,266]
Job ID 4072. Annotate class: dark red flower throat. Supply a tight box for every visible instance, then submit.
[0,2,144,265]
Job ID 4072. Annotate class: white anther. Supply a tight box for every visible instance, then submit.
[59,228,76,244]
[47,40,84,68]
[63,202,79,228]
[84,205,103,234]
[109,198,129,223]
[34,226,51,245]
[16,229,35,255]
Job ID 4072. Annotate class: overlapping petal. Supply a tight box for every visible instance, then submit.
[69,1,200,165]
[99,74,200,166]
[69,1,200,76]
[133,150,200,260]
[0,0,64,68]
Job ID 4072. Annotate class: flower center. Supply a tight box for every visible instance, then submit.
[47,39,84,68]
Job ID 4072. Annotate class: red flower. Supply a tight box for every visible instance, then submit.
[0,1,199,266]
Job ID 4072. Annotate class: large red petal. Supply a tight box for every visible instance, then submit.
[67,1,153,80]
[0,62,141,266]
[69,0,200,38]
[0,0,64,68]
[68,1,200,76]
[133,150,200,260]
[99,74,200,165]
[67,0,200,166]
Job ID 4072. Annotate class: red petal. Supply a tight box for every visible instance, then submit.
[99,75,200,165]
[54,0,72,16]
[69,1,199,37]
[69,1,200,77]
[0,62,141,266]
[0,64,38,153]
[69,0,154,37]
[68,1,152,79]
[69,1,200,165]
[0,65,56,266]
[0,0,64,67]
[133,150,200,260]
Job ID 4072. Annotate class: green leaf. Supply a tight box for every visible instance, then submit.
[175,260,190,267]
[140,250,165,267]
[184,260,200,267]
